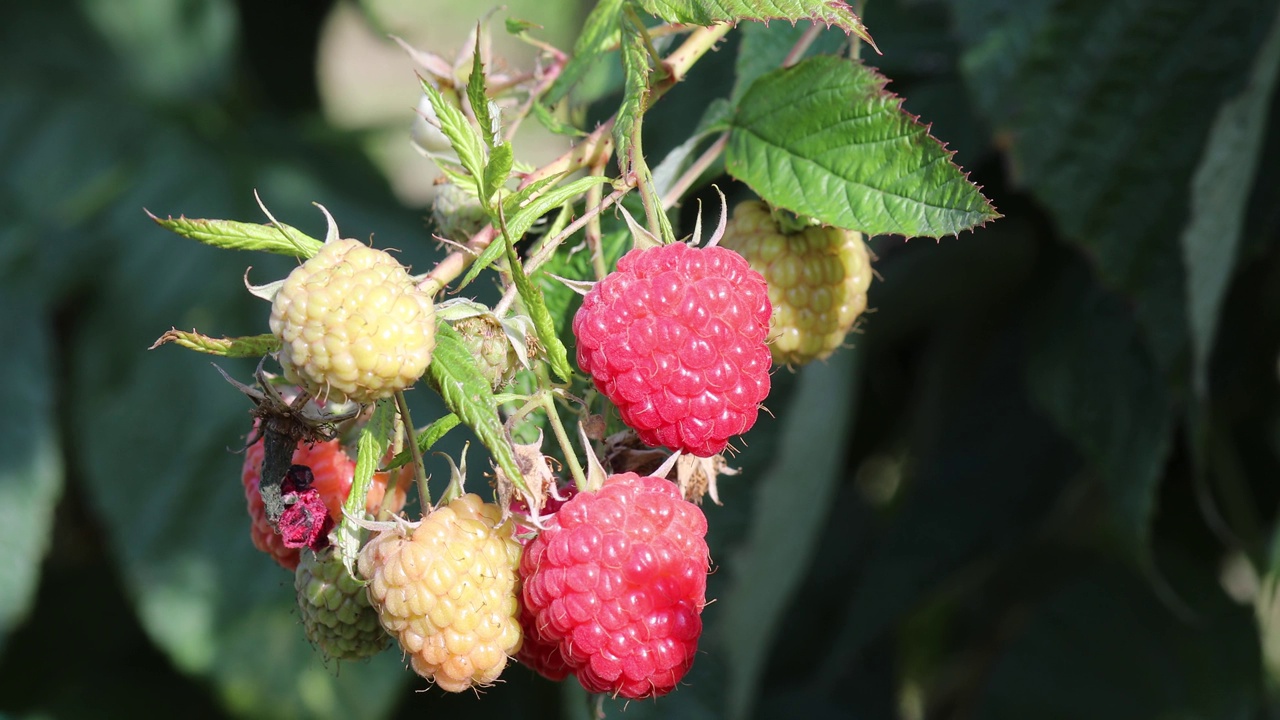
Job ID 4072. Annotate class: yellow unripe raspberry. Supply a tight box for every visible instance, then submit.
[358,494,523,692]
[720,201,872,366]
[270,239,436,404]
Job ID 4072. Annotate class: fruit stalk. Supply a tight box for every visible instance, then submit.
[395,390,431,508]
[540,393,587,492]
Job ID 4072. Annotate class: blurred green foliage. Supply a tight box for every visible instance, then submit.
[2,0,1279,718]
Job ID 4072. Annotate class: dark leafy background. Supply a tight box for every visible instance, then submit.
[2,0,1279,718]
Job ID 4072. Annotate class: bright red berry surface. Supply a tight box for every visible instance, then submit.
[572,242,772,457]
[520,472,710,698]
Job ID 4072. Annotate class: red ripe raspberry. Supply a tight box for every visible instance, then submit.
[573,243,772,457]
[520,473,709,698]
[516,603,573,682]
[241,437,410,570]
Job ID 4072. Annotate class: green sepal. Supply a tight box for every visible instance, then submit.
[499,213,574,384]
[614,11,651,177]
[483,142,514,207]
[467,30,499,148]
[425,321,529,498]
[531,101,587,137]
[333,398,395,579]
[149,329,281,357]
[420,77,487,186]
[147,212,323,258]
[456,175,612,290]
[381,413,461,472]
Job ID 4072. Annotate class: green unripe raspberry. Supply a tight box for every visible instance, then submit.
[431,182,489,240]
[453,314,520,391]
[295,547,391,661]
[270,239,436,404]
[720,201,872,366]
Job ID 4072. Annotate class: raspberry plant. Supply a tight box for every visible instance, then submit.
[147,0,995,711]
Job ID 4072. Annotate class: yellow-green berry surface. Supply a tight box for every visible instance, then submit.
[358,494,523,692]
[270,239,436,404]
[295,547,390,661]
[721,201,872,366]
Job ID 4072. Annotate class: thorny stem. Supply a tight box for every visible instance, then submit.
[542,393,587,492]
[395,390,432,511]
[655,22,732,94]
[660,132,729,211]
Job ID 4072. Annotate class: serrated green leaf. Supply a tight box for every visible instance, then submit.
[467,31,498,148]
[382,413,461,472]
[544,0,624,106]
[499,216,574,383]
[638,0,874,47]
[615,13,651,177]
[531,100,587,137]
[726,56,998,238]
[420,78,487,184]
[426,321,524,493]
[457,175,612,290]
[502,173,564,215]
[731,19,848,104]
[951,0,1276,370]
[0,294,62,654]
[483,142,514,206]
[150,329,280,357]
[148,214,322,257]
[722,350,859,720]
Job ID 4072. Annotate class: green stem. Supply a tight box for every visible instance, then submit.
[542,393,587,492]
[395,390,432,512]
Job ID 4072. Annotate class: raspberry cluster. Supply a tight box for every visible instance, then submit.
[519,473,709,698]
[573,242,772,457]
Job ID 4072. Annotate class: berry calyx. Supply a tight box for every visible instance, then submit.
[295,546,391,661]
[453,314,522,391]
[270,239,437,405]
[720,201,872,366]
[520,472,709,698]
[358,494,524,692]
[572,242,772,457]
